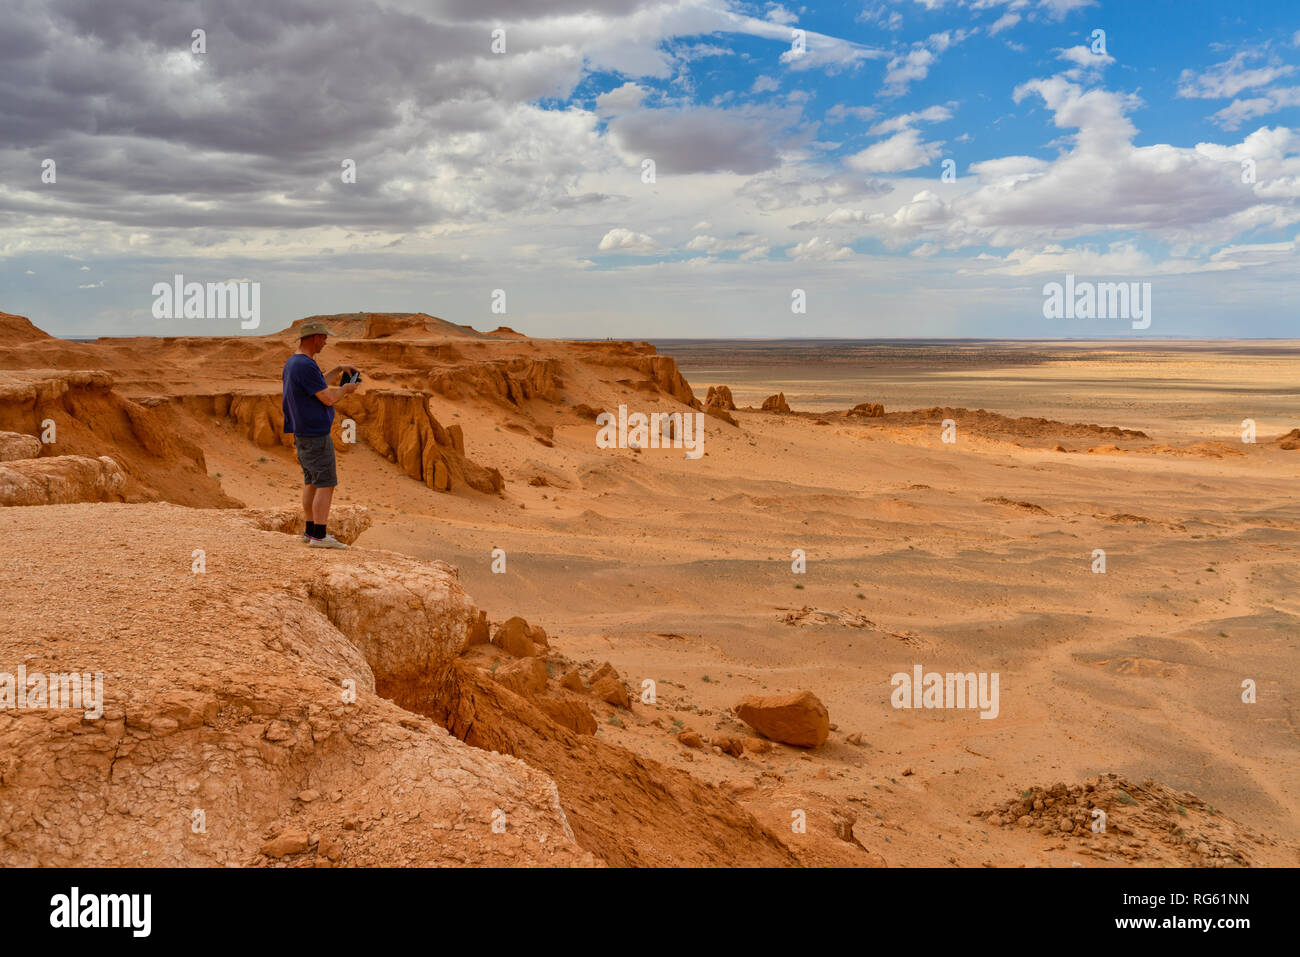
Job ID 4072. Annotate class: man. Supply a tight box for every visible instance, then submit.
[281,320,359,548]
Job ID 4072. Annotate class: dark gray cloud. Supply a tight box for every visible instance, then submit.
[0,0,658,231]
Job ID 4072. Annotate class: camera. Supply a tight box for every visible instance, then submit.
[341,370,362,385]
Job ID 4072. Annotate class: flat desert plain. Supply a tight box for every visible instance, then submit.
[365,337,1300,866]
[2,315,1297,867]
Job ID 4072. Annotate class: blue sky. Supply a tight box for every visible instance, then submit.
[1,0,1297,337]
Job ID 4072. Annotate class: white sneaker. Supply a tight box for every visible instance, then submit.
[308,534,348,549]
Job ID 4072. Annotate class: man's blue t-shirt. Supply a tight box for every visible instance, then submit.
[282,353,334,437]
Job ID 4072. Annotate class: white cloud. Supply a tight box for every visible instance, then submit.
[1038,0,1097,20]
[847,129,944,173]
[989,13,1021,35]
[882,47,935,97]
[1057,45,1115,73]
[596,82,648,116]
[826,104,879,123]
[765,3,798,25]
[686,233,768,255]
[787,236,853,261]
[1209,88,1300,129]
[598,228,656,253]
[1178,51,1296,99]
[869,105,953,135]
[752,75,780,94]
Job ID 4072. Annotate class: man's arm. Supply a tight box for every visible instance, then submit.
[322,364,358,383]
[315,382,359,406]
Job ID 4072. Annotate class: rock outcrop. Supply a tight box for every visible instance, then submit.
[848,402,884,418]
[176,388,503,495]
[426,661,795,867]
[0,311,53,343]
[761,393,791,413]
[335,390,503,494]
[0,454,126,506]
[429,358,561,408]
[0,430,41,461]
[630,355,700,408]
[0,371,236,508]
[705,385,736,411]
[240,504,373,545]
[0,503,594,867]
[735,691,830,748]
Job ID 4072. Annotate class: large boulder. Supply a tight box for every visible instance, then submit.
[0,431,41,462]
[0,454,125,506]
[493,616,539,657]
[735,690,830,748]
[761,393,791,413]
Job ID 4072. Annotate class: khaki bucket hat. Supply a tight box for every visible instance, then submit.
[296,320,335,339]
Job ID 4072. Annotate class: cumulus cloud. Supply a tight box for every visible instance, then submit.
[596,82,649,115]
[1057,45,1115,75]
[882,48,936,97]
[598,227,656,253]
[847,129,944,173]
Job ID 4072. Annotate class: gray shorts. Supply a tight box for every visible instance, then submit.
[295,434,338,487]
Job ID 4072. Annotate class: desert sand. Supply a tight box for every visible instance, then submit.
[1,309,1296,868]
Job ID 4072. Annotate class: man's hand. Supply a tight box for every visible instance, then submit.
[325,364,358,384]
[315,379,360,406]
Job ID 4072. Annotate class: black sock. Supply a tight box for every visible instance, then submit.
[306,521,322,538]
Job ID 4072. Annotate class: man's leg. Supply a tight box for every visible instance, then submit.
[302,483,316,522]
[311,484,335,525]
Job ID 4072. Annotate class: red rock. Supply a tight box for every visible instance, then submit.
[677,731,704,749]
[466,611,491,646]
[705,385,736,411]
[536,698,598,735]
[711,733,744,757]
[260,830,309,858]
[590,676,630,709]
[735,691,830,748]
[493,616,536,657]
[760,393,791,413]
[560,669,585,692]
[493,657,548,697]
[589,661,618,683]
